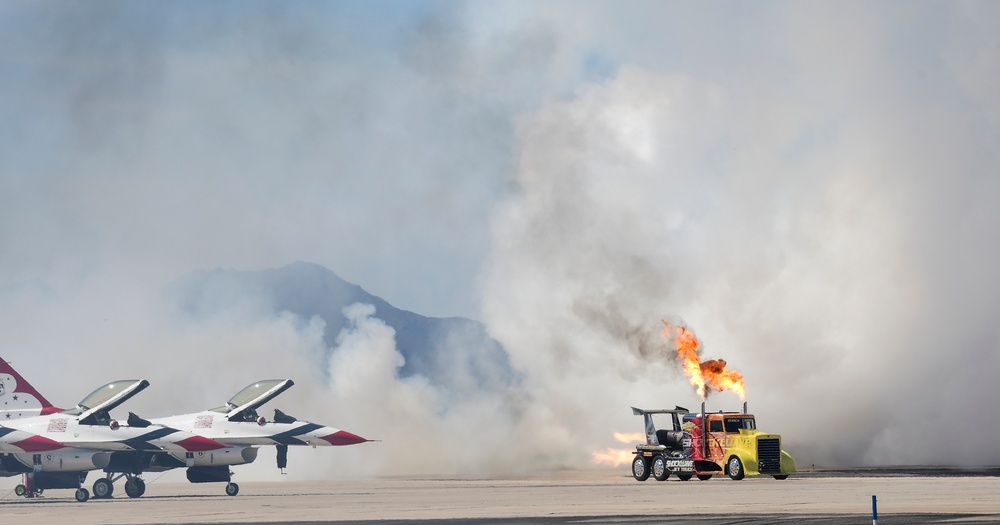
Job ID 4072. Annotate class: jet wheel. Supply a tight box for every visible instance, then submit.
[124,478,146,498]
[225,482,239,496]
[93,478,114,499]
[15,484,27,497]
[75,488,90,502]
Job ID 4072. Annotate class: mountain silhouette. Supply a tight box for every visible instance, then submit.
[170,261,514,394]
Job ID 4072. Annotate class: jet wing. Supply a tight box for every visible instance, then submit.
[73,379,150,425]
[224,379,294,422]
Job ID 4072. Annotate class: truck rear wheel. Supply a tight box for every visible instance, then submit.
[631,455,651,481]
[696,474,712,481]
[727,456,745,480]
[773,475,789,480]
[652,456,670,481]
[677,473,692,481]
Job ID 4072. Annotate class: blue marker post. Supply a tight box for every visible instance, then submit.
[871,494,878,525]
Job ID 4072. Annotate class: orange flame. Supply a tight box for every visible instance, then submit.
[613,432,645,444]
[592,432,646,467]
[591,447,635,467]
[662,321,746,400]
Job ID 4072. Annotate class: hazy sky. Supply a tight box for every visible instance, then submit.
[2,1,1000,475]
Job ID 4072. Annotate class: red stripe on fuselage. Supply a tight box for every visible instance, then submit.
[176,435,226,452]
[11,435,67,452]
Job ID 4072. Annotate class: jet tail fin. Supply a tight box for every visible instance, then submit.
[0,356,61,417]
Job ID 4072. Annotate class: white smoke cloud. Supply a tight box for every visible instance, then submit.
[2,2,1000,483]
[314,303,540,476]
[479,3,1000,467]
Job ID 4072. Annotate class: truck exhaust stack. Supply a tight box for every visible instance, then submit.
[700,401,708,459]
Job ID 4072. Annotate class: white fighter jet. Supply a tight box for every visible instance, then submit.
[104,378,372,497]
[3,358,372,499]
[1,359,226,501]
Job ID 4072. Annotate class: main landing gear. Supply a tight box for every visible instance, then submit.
[92,477,113,498]
[92,472,147,499]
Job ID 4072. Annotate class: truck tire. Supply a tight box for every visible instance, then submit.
[696,474,712,481]
[652,456,670,481]
[727,456,745,480]
[677,473,693,481]
[631,455,651,481]
[773,475,789,480]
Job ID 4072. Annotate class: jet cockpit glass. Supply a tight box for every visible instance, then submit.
[63,379,144,416]
[228,380,288,408]
[208,379,293,416]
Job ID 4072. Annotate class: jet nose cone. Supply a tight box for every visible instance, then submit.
[320,430,369,446]
[176,434,226,452]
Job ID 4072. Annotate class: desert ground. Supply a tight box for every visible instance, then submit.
[2,469,999,524]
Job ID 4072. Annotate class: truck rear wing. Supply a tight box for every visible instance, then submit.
[630,406,690,416]
[631,406,689,445]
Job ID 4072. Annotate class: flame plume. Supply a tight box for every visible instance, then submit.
[591,432,645,467]
[613,432,645,443]
[662,321,746,400]
[591,448,635,467]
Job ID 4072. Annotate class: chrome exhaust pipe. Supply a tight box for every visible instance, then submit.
[700,401,707,458]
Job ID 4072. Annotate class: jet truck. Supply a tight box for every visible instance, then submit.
[630,403,795,482]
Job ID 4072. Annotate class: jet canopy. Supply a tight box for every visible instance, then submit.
[208,379,294,422]
[62,379,150,425]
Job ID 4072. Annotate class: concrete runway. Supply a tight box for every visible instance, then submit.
[2,470,999,524]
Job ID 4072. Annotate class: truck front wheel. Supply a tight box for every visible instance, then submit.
[727,456,745,480]
[631,455,651,481]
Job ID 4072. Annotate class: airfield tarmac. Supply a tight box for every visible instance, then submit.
[2,470,999,525]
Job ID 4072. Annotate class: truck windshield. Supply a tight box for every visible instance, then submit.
[724,417,756,432]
